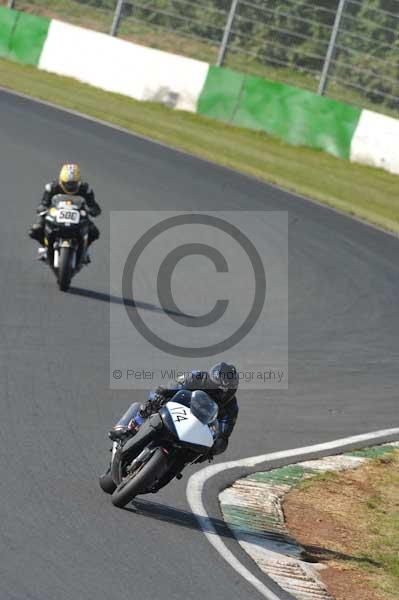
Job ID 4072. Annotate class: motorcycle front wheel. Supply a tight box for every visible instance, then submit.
[58,246,73,292]
[111,448,168,508]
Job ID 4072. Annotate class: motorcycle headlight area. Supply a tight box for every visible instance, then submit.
[190,390,218,425]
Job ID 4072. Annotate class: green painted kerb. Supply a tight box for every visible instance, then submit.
[346,445,397,459]
[248,465,306,486]
[0,8,49,66]
[198,66,362,160]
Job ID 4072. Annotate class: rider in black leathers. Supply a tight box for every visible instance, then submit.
[29,163,101,253]
[109,362,239,460]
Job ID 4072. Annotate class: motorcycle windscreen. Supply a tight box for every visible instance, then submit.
[165,401,214,448]
[51,194,84,209]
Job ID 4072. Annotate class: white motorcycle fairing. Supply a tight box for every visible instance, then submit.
[165,401,214,448]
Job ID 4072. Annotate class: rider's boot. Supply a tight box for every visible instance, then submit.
[108,427,129,442]
[37,247,47,261]
[108,415,144,441]
[29,223,43,241]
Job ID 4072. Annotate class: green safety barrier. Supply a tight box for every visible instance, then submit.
[198,66,362,160]
[0,7,49,66]
[0,7,18,59]
[197,66,245,123]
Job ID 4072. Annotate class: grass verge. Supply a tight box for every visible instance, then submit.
[1,57,399,232]
[284,451,399,600]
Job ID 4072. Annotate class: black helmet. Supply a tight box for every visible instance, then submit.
[209,362,239,405]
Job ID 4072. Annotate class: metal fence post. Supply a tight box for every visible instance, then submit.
[318,0,347,95]
[110,0,124,37]
[217,0,239,67]
[8,0,16,8]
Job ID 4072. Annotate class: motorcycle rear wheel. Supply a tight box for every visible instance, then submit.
[111,448,168,508]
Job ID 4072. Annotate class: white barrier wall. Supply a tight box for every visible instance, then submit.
[39,20,209,112]
[350,110,399,175]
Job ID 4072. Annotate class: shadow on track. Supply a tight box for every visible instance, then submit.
[124,499,380,568]
[69,286,194,319]
[125,498,235,541]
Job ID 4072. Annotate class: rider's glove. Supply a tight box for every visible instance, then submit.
[139,393,163,418]
[88,205,101,218]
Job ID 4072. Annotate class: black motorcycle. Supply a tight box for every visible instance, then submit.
[99,390,219,508]
[43,194,90,291]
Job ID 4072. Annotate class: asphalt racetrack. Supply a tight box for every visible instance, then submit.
[0,90,398,600]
